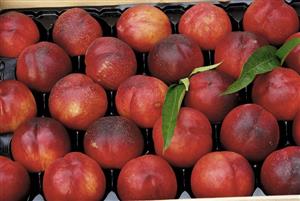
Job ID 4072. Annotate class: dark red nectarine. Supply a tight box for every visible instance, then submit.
[49,73,107,130]
[84,116,144,169]
[261,146,300,195]
[117,154,177,200]
[285,32,300,74]
[153,107,212,167]
[0,80,37,133]
[85,37,137,90]
[220,104,279,161]
[0,11,40,58]
[148,34,204,84]
[17,41,72,92]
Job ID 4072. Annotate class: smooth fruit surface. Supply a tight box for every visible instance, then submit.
[53,8,102,56]
[115,75,168,128]
[153,107,212,167]
[243,0,299,45]
[148,34,204,84]
[11,117,71,172]
[49,73,107,130]
[85,37,137,90]
[117,155,177,200]
[43,152,106,201]
[0,80,37,133]
[261,146,300,195]
[84,116,144,169]
[191,151,254,198]
[252,67,300,120]
[0,156,30,201]
[0,11,40,58]
[117,5,172,52]
[179,3,232,50]
[215,31,268,79]
[220,104,279,161]
[285,32,300,74]
[17,41,72,92]
[185,70,238,122]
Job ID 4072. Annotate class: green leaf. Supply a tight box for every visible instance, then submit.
[179,77,190,91]
[189,62,223,77]
[222,45,280,95]
[276,38,300,65]
[162,84,186,151]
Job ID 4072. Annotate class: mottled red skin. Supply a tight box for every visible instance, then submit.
[17,42,72,92]
[117,5,172,52]
[115,75,168,128]
[153,107,212,168]
[49,73,107,130]
[84,116,144,169]
[286,33,300,74]
[261,146,300,195]
[0,80,37,133]
[243,0,299,45]
[191,151,254,198]
[293,112,300,146]
[179,3,232,50]
[184,70,238,122]
[11,117,71,172]
[0,11,40,58]
[215,32,268,79]
[53,8,102,56]
[252,67,300,120]
[43,152,106,201]
[117,155,177,200]
[0,156,30,201]
[220,104,279,161]
[148,34,204,84]
[85,37,137,90]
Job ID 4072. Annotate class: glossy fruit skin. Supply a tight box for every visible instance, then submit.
[53,8,102,56]
[215,31,268,79]
[117,154,177,200]
[115,75,168,128]
[49,73,107,130]
[148,34,204,84]
[191,151,254,198]
[261,146,300,195]
[184,70,238,122]
[0,80,37,133]
[252,67,300,120]
[285,32,300,74]
[117,5,172,52]
[220,104,279,161]
[84,116,144,169]
[153,107,212,167]
[179,3,232,50]
[0,11,40,58]
[0,156,30,201]
[11,117,71,172]
[17,41,72,92]
[85,37,137,90]
[43,152,106,201]
[243,0,299,45]
[293,112,300,146]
